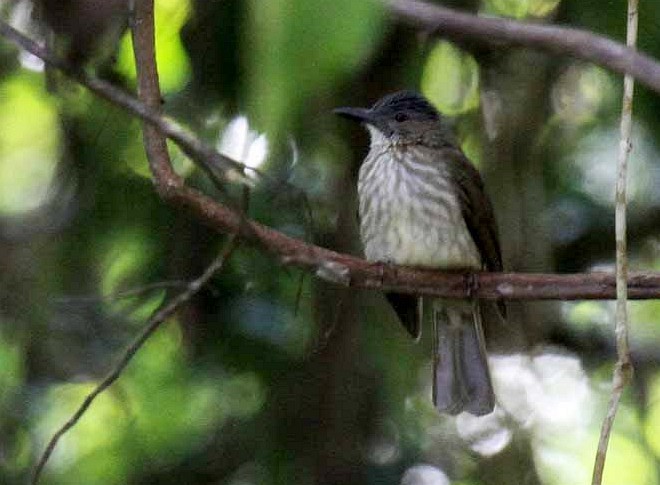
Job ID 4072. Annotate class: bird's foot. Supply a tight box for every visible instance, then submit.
[465,271,479,300]
[376,259,397,287]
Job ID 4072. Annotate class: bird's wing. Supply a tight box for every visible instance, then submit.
[446,149,503,274]
[446,148,507,318]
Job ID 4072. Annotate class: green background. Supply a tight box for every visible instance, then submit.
[1,0,660,483]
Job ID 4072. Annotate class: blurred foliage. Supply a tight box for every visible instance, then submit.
[421,41,480,116]
[244,0,386,138]
[116,0,191,93]
[0,72,60,215]
[482,0,561,18]
[0,0,659,484]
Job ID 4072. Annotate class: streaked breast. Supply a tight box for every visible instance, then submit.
[357,145,481,269]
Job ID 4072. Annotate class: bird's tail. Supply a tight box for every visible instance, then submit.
[432,299,494,416]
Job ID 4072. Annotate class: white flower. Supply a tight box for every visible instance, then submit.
[217,116,269,180]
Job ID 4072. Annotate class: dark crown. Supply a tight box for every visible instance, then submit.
[371,91,440,121]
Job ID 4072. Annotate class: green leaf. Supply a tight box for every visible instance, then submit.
[245,0,386,138]
[421,41,480,116]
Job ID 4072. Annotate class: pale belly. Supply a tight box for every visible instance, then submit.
[358,157,481,269]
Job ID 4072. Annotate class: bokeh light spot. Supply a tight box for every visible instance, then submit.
[422,41,480,116]
[0,74,60,215]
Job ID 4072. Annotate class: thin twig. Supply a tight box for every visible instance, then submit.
[51,281,191,304]
[385,0,660,95]
[592,1,637,484]
[31,234,239,485]
[0,18,312,209]
[0,19,251,188]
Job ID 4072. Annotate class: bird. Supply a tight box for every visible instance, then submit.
[334,90,504,416]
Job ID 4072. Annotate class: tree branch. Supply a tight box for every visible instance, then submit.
[1,18,660,301]
[0,19,251,191]
[386,0,660,96]
[31,234,239,484]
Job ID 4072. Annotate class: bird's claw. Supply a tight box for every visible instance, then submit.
[465,272,479,299]
[376,260,397,287]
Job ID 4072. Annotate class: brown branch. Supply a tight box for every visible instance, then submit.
[31,234,239,484]
[2,17,660,301]
[130,0,174,188]
[385,0,660,96]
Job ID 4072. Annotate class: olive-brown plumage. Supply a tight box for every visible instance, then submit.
[335,91,503,415]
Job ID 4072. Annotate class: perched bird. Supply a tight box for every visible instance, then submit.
[335,91,504,415]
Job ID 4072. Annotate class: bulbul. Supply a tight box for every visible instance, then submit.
[335,91,504,416]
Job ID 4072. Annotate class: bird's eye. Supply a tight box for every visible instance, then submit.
[394,112,408,122]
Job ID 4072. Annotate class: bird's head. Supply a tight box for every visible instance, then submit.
[334,91,452,147]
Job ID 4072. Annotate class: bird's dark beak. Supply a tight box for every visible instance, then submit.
[333,107,374,123]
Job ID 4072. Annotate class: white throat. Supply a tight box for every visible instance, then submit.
[366,125,392,148]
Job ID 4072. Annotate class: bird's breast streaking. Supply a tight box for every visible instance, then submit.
[357,144,481,269]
